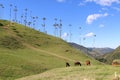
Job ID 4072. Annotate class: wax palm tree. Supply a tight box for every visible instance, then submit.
[0,4,4,19]
[53,18,58,36]
[24,8,28,26]
[9,4,12,22]
[79,27,82,45]
[28,21,32,27]
[21,14,24,24]
[42,17,46,33]
[93,34,96,48]
[33,17,36,29]
[13,6,17,22]
[69,24,72,42]
[59,19,62,38]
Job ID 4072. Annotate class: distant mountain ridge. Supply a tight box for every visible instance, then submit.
[69,42,114,57]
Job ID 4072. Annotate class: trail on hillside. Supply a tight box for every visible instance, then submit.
[24,43,75,62]
[6,28,75,62]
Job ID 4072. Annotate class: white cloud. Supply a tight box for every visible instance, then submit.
[86,13,108,24]
[86,0,120,6]
[99,24,105,27]
[62,32,68,38]
[85,0,120,6]
[112,7,120,11]
[85,32,96,37]
[56,0,66,3]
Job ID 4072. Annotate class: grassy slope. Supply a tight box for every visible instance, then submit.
[104,46,120,64]
[0,20,100,80]
[16,65,120,80]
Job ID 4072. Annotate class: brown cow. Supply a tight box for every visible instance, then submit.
[112,61,120,66]
[66,62,70,67]
[74,61,81,66]
[85,60,91,66]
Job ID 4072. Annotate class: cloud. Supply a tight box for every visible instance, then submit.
[85,32,96,37]
[56,0,66,3]
[85,0,120,6]
[112,7,120,11]
[99,24,105,27]
[86,13,108,24]
[62,32,68,38]
[78,2,86,6]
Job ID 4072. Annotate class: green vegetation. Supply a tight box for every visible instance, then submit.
[104,46,120,64]
[0,20,100,80]
[16,65,120,80]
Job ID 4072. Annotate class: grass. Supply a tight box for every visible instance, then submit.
[0,20,101,80]
[16,65,120,80]
[104,46,120,64]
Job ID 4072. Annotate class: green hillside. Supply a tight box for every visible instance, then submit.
[104,46,120,64]
[0,20,100,80]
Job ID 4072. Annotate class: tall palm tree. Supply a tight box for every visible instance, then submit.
[21,14,23,24]
[79,27,82,45]
[0,4,4,19]
[93,34,96,48]
[14,6,17,22]
[59,19,62,38]
[9,4,12,22]
[53,18,58,36]
[28,21,32,27]
[32,17,36,29]
[42,17,46,33]
[24,8,28,26]
[69,24,72,42]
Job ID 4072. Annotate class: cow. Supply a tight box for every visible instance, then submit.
[74,61,81,66]
[66,62,70,67]
[112,61,120,66]
[85,60,91,66]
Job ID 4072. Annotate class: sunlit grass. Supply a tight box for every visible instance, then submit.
[16,65,120,80]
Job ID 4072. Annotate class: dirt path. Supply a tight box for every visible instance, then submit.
[24,43,75,62]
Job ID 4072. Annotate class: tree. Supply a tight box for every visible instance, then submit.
[59,19,62,38]
[28,21,32,27]
[79,27,82,45]
[92,34,96,48]
[32,16,36,29]
[69,24,72,42]
[13,6,18,22]
[24,8,28,26]
[0,4,4,19]
[42,17,46,33]
[9,4,12,22]
[21,14,23,24]
[53,18,58,36]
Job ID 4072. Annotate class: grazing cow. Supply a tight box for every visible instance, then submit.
[85,60,91,66]
[66,62,70,67]
[74,61,81,66]
[112,61,120,66]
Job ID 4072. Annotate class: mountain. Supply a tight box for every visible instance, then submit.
[88,48,114,55]
[69,42,114,57]
[0,20,100,80]
[68,42,92,56]
[104,46,120,64]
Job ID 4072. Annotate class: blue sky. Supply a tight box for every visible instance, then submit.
[0,0,120,49]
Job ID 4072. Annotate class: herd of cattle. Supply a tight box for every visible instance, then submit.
[66,60,120,67]
[66,60,90,67]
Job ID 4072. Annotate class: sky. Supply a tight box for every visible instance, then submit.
[0,0,120,49]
